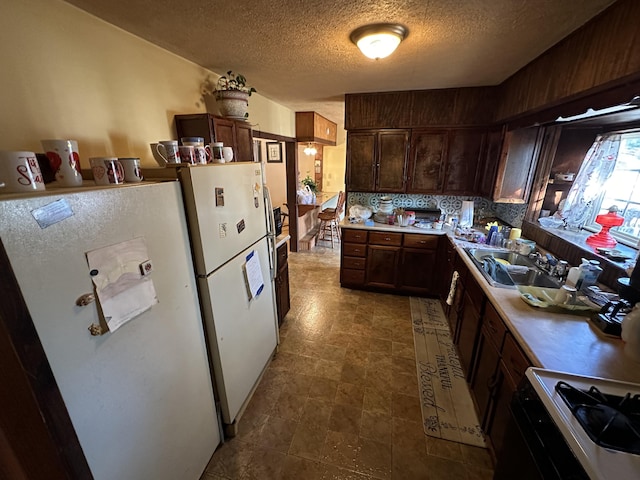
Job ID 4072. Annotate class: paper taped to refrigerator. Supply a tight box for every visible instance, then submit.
[244,250,264,300]
[86,237,158,332]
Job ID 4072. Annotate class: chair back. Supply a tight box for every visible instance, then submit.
[334,191,346,218]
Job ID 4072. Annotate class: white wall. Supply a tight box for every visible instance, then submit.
[0,0,295,169]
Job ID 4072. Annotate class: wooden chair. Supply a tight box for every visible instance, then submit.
[317,191,345,248]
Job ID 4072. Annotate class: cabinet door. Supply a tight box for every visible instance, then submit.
[407,130,447,193]
[212,117,236,150]
[398,248,437,294]
[275,265,290,326]
[346,132,376,191]
[444,129,485,194]
[471,326,501,425]
[485,364,516,457]
[457,292,482,380]
[235,122,254,162]
[175,114,216,144]
[477,127,504,198]
[365,245,400,289]
[376,130,409,192]
[492,127,541,203]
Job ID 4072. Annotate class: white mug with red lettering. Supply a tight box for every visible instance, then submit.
[0,151,46,193]
[41,139,83,187]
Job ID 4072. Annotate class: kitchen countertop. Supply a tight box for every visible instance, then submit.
[275,233,290,248]
[340,220,640,384]
[457,238,640,384]
[340,218,448,235]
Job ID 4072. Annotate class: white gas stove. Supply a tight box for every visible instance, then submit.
[527,368,640,480]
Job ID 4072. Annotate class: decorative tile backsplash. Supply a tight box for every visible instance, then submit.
[346,193,527,227]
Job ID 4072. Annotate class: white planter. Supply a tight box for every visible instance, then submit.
[215,90,250,119]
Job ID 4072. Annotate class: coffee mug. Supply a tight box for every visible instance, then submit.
[554,285,577,305]
[0,151,45,193]
[178,145,196,164]
[181,137,205,147]
[119,157,143,183]
[150,143,166,166]
[222,146,234,163]
[207,142,225,163]
[90,157,125,185]
[156,140,180,164]
[41,139,83,187]
[194,146,208,164]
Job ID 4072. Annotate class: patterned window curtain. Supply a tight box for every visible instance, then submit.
[561,134,621,230]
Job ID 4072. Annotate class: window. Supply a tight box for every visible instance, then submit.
[585,132,640,246]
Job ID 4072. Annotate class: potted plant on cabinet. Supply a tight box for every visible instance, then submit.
[201,71,256,119]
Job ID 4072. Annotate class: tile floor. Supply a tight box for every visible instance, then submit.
[201,240,494,480]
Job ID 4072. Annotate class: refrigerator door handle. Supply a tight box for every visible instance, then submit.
[264,185,276,237]
[268,234,277,281]
[263,185,277,280]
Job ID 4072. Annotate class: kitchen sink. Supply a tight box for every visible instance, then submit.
[464,247,562,289]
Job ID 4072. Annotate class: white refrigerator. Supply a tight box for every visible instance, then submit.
[0,181,220,480]
[178,163,278,430]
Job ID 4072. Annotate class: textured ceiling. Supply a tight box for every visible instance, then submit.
[64,0,615,127]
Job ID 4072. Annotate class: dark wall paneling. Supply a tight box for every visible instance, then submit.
[497,0,640,121]
[344,92,413,129]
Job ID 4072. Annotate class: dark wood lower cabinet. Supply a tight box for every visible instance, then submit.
[275,243,290,326]
[366,245,400,288]
[485,364,516,457]
[398,248,437,294]
[340,228,439,295]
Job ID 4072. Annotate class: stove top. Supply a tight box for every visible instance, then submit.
[527,368,640,480]
[555,381,640,455]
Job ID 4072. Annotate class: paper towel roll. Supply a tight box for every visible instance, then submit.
[460,201,474,227]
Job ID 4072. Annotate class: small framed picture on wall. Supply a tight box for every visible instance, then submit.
[266,142,282,163]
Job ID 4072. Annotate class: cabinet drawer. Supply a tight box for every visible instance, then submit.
[341,269,365,285]
[501,333,531,387]
[343,256,366,270]
[403,234,439,249]
[343,243,367,257]
[483,302,506,350]
[276,243,288,269]
[342,229,368,244]
[369,231,402,246]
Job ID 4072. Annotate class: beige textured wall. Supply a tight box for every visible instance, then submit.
[0,0,294,168]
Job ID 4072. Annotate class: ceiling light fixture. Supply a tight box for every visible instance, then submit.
[350,23,408,60]
[304,143,317,156]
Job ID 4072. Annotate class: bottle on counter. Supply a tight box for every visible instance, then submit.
[565,259,588,288]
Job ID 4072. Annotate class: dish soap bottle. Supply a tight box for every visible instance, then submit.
[565,258,589,288]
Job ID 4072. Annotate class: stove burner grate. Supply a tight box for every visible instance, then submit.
[555,381,640,455]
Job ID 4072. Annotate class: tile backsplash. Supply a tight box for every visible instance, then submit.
[346,192,527,227]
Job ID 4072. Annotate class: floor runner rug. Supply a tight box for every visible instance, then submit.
[409,297,486,448]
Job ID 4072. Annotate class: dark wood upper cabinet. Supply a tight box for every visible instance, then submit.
[492,127,543,203]
[175,113,254,162]
[444,129,485,194]
[234,122,254,162]
[346,132,376,191]
[212,117,235,148]
[346,130,409,193]
[377,131,409,192]
[407,130,447,193]
[477,127,505,198]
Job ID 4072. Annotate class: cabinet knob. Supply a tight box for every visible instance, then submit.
[384,237,391,241]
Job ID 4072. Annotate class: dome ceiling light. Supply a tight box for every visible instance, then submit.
[304,143,317,156]
[349,23,408,60]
